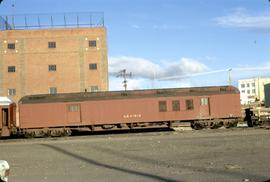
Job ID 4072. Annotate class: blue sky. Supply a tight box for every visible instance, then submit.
[1,0,270,90]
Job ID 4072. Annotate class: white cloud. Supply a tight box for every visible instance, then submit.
[163,58,208,77]
[109,56,270,90]
[109,56,208,80]
[109,56,162,79]
[131,24,140,29]
[215,8,270,30]
[108,56,208,90]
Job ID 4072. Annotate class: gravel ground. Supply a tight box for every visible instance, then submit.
[0,128,270,182]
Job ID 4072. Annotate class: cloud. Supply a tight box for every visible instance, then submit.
[109,56,270,90]
[131,24,141,29]
[215,8,270,30]
[109,56,162,79]
[163,58,208,77]
[108,56,209,90]
[109,56,208,80]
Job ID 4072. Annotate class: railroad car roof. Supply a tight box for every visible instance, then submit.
[19,85,239,104]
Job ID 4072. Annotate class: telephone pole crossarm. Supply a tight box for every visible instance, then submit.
[117,69,132,91]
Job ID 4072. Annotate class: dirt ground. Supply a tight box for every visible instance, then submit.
[0,128,270,182]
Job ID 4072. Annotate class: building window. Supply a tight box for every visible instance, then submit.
[172,100,180,111]
[89,63,97,70]
[8,89,16,96]
[67,104,80,112]
[186,99,194,110]
[252,83,255,87]
[247,83,250,87]
[8,66,16,73]
[247,90,250,94]
[241,84,245,88]
[252,89,256,94]
[90,86,99,92]
[159,101,167,112]
[48,65,56,72]
[241,90,245,93]
[89,40,97,47]
[49,87,57,94]
[7,43,15,49]
[200,98,208,105]
[48,41,56,48]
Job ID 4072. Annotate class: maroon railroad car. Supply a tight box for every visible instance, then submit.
[13,85,241,137]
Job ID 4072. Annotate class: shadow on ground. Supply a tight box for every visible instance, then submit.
[41,144,181,182]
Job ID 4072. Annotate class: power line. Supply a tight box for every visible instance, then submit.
[158,67,270,81]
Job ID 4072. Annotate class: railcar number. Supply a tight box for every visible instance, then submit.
[123,114,142,118]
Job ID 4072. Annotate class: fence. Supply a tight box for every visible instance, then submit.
[0,12,104,30]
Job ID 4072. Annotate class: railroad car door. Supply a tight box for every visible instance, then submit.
[66,104,81,123]
[199,97,210,117]
[2,108,8,127]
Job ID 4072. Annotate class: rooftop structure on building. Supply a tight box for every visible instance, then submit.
[0,12,104,30]
[0,12,108,103]
[238,77,270,105]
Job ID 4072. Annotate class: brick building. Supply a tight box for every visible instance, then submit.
[0,13,108,103]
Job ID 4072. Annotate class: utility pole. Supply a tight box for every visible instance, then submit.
[117,69,132,91]
[228,68,232,85]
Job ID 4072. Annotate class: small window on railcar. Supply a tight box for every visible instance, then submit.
[172,100,180,111]
[200,98,208,105]
[67,104,80,112]
[186,99,194,110]
[220,87,227,92]
[159,101,167,112]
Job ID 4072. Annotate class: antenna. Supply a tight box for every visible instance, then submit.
[11,0,15,29]
[117,69,132,91]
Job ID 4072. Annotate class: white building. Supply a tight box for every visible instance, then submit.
[238,78,270,105]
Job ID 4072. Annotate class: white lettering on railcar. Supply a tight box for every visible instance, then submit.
[123,114,142,119]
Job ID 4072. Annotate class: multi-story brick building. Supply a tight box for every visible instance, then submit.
[0,13,108,103]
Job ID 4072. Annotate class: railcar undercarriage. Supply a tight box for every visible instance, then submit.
[8,118,241,138]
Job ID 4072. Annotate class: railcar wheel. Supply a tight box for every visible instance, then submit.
[24,131,35,138]
[191,122,204,130]
[63,129,72,136]
[210,122,222,129]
